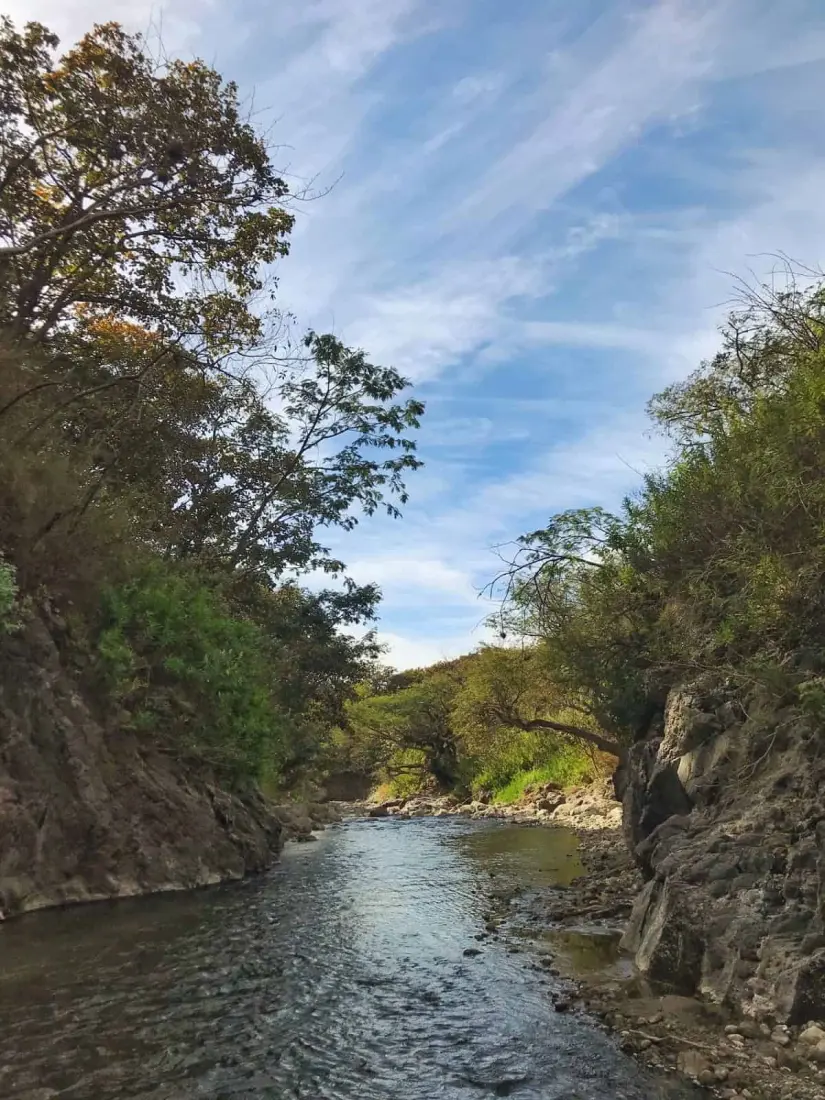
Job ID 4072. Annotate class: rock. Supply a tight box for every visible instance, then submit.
[367,804,390,818]
[273,805,314,839]
[0,613,284,919]
[553,999,570,1013]
[798,1025,825,1046]
[736,1019,763,1040]
[676,1050,710,1078]
[615,676,825,1026]
[463,947,482,957]
[785,951,825,1024]
[620,879,703,994]
[620,739,693,859]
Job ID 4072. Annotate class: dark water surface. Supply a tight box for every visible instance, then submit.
[0,817,699,1100]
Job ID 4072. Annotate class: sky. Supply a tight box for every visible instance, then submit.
[10,0,825,668]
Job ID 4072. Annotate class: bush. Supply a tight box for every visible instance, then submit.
[97,565,289,783]
[0,558,19,633]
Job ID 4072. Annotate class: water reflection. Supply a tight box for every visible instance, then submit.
[0,818,698,1099]
[539,928,634,980]
[446,819,584,887]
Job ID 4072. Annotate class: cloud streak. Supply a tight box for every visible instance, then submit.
[11,0,825,667]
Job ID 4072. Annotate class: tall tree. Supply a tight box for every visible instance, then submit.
[0,18,291,350]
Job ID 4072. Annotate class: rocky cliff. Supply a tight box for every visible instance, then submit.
[0,609,283,919]
[618,677,825,1025]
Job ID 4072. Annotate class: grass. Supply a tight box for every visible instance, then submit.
[491,748,596,805]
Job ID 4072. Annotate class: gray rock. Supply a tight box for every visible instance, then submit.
[676,1050,710,1078]
[621,878,704,994]
[0,613,283,919]
[614,675,825,1024]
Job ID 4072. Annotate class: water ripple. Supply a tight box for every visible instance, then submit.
[0,818,698,1099]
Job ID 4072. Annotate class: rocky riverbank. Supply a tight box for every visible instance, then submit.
[360,775,825,1100]
[510,819,825,1100]
[364,776,624,828]
[0,611,292,920]
[272,799,354,840]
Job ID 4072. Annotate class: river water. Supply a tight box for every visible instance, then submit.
[0,817,699,1100]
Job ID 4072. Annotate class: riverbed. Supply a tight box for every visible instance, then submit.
[0,816,700,1099]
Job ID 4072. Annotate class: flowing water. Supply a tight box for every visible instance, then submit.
[0,817,700,1100]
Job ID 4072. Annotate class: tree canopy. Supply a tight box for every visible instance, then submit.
[490,274,825,750]
[0,17,424,790]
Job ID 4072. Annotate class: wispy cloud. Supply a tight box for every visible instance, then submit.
[12,0,825,667]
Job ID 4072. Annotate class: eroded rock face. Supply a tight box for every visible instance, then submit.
[620,677,825,1022]
[0,613,283,919]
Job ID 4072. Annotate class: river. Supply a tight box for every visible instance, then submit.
[0,816,700,1100]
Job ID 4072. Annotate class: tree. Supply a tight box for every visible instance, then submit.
[452,644,622,761]
[487,509,660,744]
[0,17,427,791]
[344,671,462,790]
[174,332,424,580]
[0,22,424,593]
[0,18,291,350]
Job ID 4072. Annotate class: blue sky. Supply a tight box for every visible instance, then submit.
[15,0,825,667]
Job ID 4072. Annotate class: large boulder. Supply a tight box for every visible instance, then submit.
[620,878,705,994]
[619,738,693,866]
[617,677,825,1022]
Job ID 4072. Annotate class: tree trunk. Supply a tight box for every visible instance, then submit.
[518,717,624,761]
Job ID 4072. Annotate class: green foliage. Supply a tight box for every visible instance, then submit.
[0,557,19,632]
[0,17,424,793]
[469,729,594,797]
[336,645,607,796]
[381,749,431,799]
[492,276,825,742]
[343,670,462,790]
[490,751,593,805]
[97,566,286,781]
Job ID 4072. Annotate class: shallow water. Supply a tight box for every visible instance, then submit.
[0,817,699,1099]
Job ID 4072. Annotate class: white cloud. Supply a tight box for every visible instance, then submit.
[448,1,729,234]
[470,418,670,527]
[370,630,477,671]
[451,72,505,105]
[346,556,478,607]
[4,0,211,51]
[343,255,547,381]
[520,320,666,355]
[269,1,741,389]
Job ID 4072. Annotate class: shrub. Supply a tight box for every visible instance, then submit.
[0,558,19,633]
[97,565,288,783]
